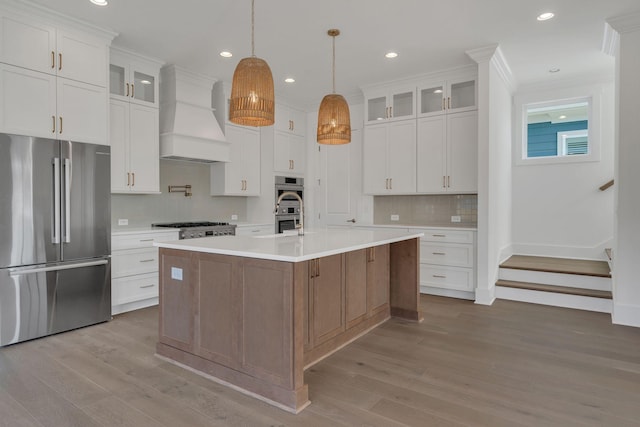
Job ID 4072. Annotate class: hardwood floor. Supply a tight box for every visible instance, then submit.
[1,295,639,426]
[500,255,611,277]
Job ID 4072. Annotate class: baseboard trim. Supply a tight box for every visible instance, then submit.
[612,303,640,328]
[474,286,496,306]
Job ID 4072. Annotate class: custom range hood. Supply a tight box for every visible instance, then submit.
[159,65,229,162]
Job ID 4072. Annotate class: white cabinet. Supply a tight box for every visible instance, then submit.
[0,14,107,87]
[110,99,159,193]
[0,63,107,143]
[417,110,477,193]
[0,10,111,143]
[409,228,476,298]
[275,103,306,136]
[274,131,306,175]
[364,85,416,124]
[109,47,159,107]
[418,77,476,118]
[363,120,416,194]
[210,125,261,196]
[111,229,179,315]
[235,223,273,236]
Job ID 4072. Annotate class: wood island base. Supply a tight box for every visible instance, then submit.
[156,236,421,413]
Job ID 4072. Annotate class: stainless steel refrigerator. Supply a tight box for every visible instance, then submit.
[0,133,111,346]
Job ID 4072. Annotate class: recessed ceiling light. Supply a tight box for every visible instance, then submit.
[549,67,560,73]
[219,51,233,58]
[90,0,108,6]
[433,89,443,94]
[537,12,554,21]
[140,80,152,85]
[385,52,398,59]
[558,115,567,119]
[284,77,295,83]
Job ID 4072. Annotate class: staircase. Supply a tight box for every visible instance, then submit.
[495,255,612,313]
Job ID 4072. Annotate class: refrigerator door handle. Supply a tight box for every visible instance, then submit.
[63,158,71,243]
[9,259,109,276]
[52,158,61,244]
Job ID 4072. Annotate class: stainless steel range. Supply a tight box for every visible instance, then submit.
[152,221,236,239]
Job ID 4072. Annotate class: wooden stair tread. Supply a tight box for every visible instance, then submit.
[496,279,612,299]
[500,255,611,278]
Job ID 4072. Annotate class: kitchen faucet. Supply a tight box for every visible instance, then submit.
[275,191,304,236]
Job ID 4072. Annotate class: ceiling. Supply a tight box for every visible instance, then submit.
[27,0,638,109]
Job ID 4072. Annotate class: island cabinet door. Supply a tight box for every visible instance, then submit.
[310,254,345,346]
[158,249,197,352]
[345,249,368,329]
[367,244,391,316]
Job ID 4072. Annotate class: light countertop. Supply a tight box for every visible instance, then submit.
[112,227,180,236]
[154,228,423,262]
[354,224,477,231]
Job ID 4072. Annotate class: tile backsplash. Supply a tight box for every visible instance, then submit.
[111,160,247,228]
[374,194,477,227]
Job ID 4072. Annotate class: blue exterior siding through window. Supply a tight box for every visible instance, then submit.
[527,120,588,157]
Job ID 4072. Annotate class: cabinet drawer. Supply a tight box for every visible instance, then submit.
[420,265,474,292]
[420,242,473,268]
[235,225,273,236]
[112,231,179,250]
[112,248,158,278]
[411,228,474,244]
[112,273,158,306]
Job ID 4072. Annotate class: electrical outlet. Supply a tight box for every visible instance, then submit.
[390,214,400,221]
[231,214,238,220]
[451,215,461,223]
[118,219,128,226]
[171,267,183,281]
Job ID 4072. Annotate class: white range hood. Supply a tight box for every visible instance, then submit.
[159,65,229,163]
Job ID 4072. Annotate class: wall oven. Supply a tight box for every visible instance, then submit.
[275,176,304,233]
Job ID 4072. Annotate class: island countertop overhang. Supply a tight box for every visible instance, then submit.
[154,228,424,262]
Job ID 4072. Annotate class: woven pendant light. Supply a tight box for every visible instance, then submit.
[229,0,274,127]
[317,29,351,145]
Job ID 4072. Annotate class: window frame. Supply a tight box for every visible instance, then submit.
[514,87,602,166]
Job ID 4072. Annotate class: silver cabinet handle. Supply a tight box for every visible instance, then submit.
[10,259,109,276]
[140,284,155,289]
[63,158,71,243]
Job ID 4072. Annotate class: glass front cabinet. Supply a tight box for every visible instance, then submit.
[364,85,416,124]
[418,77,476,117]
[109,47,159,107]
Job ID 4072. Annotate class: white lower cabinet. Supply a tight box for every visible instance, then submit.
[234,223,274,236]
[111,229,179,315]
[409,227,476,299]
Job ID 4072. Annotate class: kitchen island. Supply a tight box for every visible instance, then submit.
[154,228,423,413]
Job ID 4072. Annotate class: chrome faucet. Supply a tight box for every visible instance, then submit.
[275,191,304,236]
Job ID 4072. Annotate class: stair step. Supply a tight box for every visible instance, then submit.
[496,279,612,299]
[500,255,610,278]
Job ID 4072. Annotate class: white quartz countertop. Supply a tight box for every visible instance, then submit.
[154,228,424,262]
[112,227,180,236]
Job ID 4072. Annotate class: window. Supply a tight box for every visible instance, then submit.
[514,87,602,165]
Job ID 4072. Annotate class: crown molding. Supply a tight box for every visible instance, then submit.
[465,44,499,63]
[602,22,620,56]
[606,11,640,34]
[466,44,516,92]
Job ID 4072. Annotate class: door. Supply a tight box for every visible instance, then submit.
[60,140,110,261]
[0,134,60,268]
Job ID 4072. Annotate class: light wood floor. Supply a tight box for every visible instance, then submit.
[500,255,611,277]
[1,296,639,426]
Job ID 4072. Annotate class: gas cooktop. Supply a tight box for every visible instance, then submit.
[153,221,230,228]
[152,221,236,239]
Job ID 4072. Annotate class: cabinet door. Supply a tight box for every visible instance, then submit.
[0,15,56,75]
[109,99,130,192]
[345,249,367,329]
[389,87,415,121]
[213,125,246,195]
[289,133,306,174]
[56,30,107,87]
[367,244,390,315]
[448,77,476,113]
[57,78,107,145]
[417,116,447,193]
[242,127,261,195]
[387,120,416,193]
[362,124,388,194]
[274,103,290,132]
[0,63,56,138]
[128,103,159,193]
[289,106,306,136]
[418,82,446,117]
[447,111,477,193]
[273,130,292,173]
[311,254,344,345]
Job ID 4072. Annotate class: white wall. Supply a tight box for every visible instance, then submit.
[609,13,640,327]
[511,81,615,260]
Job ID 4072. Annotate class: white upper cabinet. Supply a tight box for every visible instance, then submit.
[0,15,107,87]
[210,124,261,196]
[363,120,416,194]
[109,47,160,107]
[418,76,476,118]
[275,103,306,136]
[274,131,306,175]
[417,110,477,193]
[364,84,416,124]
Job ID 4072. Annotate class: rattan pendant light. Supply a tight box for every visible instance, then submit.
[229,0,274,127]
[317,29,351,145]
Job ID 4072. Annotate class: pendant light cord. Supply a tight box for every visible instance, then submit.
[332,34,336,93]
[251,0,255,57]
